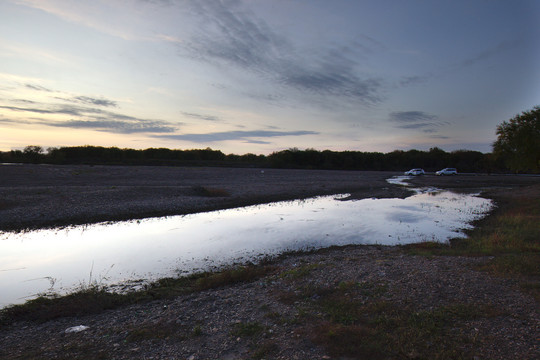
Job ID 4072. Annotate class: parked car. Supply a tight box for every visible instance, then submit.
[404,168,425,176]
[436,168,457,175]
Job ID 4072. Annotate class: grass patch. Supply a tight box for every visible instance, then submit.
[230,321,265,338]
[0,287,129,325]
[280,273,505,359]
[279,263,321,279]
[125,319,186,343]
[402,241,449,256]
[310,301,504,360]
[403,184,540,279]
[0,264,275,325]
[194,264,273,290]
[250,341,279,359]
[311,322,386,359]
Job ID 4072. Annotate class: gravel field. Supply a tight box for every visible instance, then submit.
[1,164,538,232]
[0,164,414,232]
[1,246,538,359]
[0,164,538,359]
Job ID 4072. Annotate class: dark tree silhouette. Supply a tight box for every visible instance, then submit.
[493,106,540,173]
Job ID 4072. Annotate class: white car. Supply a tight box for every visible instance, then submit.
[436,168,457,175]
[404,168,425,176]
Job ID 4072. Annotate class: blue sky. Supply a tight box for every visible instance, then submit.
[1,0,538,154]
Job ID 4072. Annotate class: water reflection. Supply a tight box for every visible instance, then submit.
[0,188,492,307]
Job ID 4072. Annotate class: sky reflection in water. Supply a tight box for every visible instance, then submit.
[0,188,492,307]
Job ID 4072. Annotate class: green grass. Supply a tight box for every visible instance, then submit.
[300,184,539,359]
[0,264,275,325]
[404,185,540,279]
[125,319,186,343]
[230,321,265,338]
[306,283,504,360]
[250,341,280,359]
[0,287,129,325]
[279,263,321,279]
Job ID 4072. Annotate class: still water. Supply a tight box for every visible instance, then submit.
[0,186,492,307]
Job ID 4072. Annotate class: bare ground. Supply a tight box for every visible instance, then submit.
[1,164,538,232]
[0,165,414,232]
[0,165,539,359]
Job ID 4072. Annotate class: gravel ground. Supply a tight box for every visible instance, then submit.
[0,164,413,232]
[1,246,538,359]
[1,164,538,232]
[0,165,539,359]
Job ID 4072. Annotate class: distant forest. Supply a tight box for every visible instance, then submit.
[0,145,515,173]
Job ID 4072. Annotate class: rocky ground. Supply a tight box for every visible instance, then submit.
[1,164,538,232]
[0,165,413,232]
[0,165,539,359]
[1,246,538,359]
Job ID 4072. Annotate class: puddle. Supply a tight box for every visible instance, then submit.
[0,186,493,307]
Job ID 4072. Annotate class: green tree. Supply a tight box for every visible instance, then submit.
[493,106,540,173]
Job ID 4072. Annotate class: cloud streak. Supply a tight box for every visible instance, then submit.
[0,104,177,134]
[389,111,448,134]
[155,129,318,143]
[48,119,175,134]
[182,112,221,122]
[69,96,118,107]
[183,1,382,105]
[25,84,52,92]
[389,111,438,123]
[457,39,519,68]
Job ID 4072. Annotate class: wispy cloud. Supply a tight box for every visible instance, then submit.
[49,119,175,134]
[389,111,448,134]
[389,111,438,123]
[0,105,55,115]
[0,104,177,134]
[183,1,382,105]
[59,95,118,107]
[398,75,431,87]
[155,129,318,143]
[182,112,221,122]
[457,39,519,68]
[25,84,52,92]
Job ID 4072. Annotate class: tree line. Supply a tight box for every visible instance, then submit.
[1,106,538,173]
[0,145,507,173]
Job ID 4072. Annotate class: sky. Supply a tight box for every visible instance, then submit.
[1,0,539,155]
